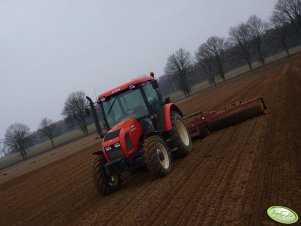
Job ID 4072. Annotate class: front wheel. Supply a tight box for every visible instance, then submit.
[143,135,172,178]
[92,155,121,196]
[169,111,192,157]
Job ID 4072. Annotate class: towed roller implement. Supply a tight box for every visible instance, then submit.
[184,96,267,139]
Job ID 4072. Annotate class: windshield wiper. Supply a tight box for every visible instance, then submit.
[106,97,118,117]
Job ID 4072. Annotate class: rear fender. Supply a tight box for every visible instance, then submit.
[163,103,183,131]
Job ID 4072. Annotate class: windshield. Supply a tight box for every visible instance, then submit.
[101,88,148,129]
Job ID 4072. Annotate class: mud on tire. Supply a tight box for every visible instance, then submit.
[169,111,192,157]
[92,155,121,196]
[143,135,172,178]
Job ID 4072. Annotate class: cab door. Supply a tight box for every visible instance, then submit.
[142,82,164,132]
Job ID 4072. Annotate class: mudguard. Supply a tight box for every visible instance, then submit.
[163,103,183,131]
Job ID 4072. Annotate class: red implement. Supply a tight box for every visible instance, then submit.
[184,97,267,138]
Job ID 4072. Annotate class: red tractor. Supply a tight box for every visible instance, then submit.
[86,73,192,196]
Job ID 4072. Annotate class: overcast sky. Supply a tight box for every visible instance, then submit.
[0,0,278,138]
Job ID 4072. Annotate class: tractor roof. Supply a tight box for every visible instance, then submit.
[98,76,153,101]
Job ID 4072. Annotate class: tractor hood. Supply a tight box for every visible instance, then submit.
[108,118,139,135]
[104,118,140,141]
[102,118,143,159]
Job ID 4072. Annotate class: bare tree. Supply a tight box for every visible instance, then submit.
[165,48,193,97]
[39,118,56,147]
[196,43,216,85]
[200,36,228,80]
[270,12,291,58]
[62,91,89,135]
[229,23,254,71]
[246,15,268,64]
[273,0,301,35]
[0,138,4,158]
[0,138,9,157]
[4,123,31,160]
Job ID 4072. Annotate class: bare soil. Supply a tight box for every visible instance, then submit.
[1,56,301,226]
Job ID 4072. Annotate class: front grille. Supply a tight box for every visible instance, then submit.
[106,146,123,161]
[125,132,133,151]
[104,129,120,141]
[105,160,125,175]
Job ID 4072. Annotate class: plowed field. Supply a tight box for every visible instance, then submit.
[1,56,301,226]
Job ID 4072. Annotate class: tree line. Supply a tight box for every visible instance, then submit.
[1,91,94,160]
[160,0,301,97]
[1,0,300,160]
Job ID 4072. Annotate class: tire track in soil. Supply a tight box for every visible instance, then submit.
[166,66,276,225]
[240,63,288,225]
[0,144,96,201]
[149,122,252,226]
[0,144,103,225]
[79,129,231,225]
[240,60,301,226]
[190,119,261,226]
[236,62,287,224]
[87,134,228,225]
[209,65,287,226]
[212,117,267,226]
[245,63,290,225]
[115,120,248,224]
[185,63,288,226]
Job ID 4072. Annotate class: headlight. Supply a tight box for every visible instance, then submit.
[105,146,111,152]
[114,142,120,148]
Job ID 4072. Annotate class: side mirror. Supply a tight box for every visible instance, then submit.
[151,80,159,89]
[85,108,91,117]
[165,97,171,104]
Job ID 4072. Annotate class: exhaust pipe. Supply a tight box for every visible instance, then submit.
[86,96,104,138]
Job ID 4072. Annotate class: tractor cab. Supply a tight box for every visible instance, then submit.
[87,73,192,196]
[99,76,166,137]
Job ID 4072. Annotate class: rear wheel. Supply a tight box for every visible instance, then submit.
[169,111,192,157]
[92,155,121,196]
[143,135,172,178]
